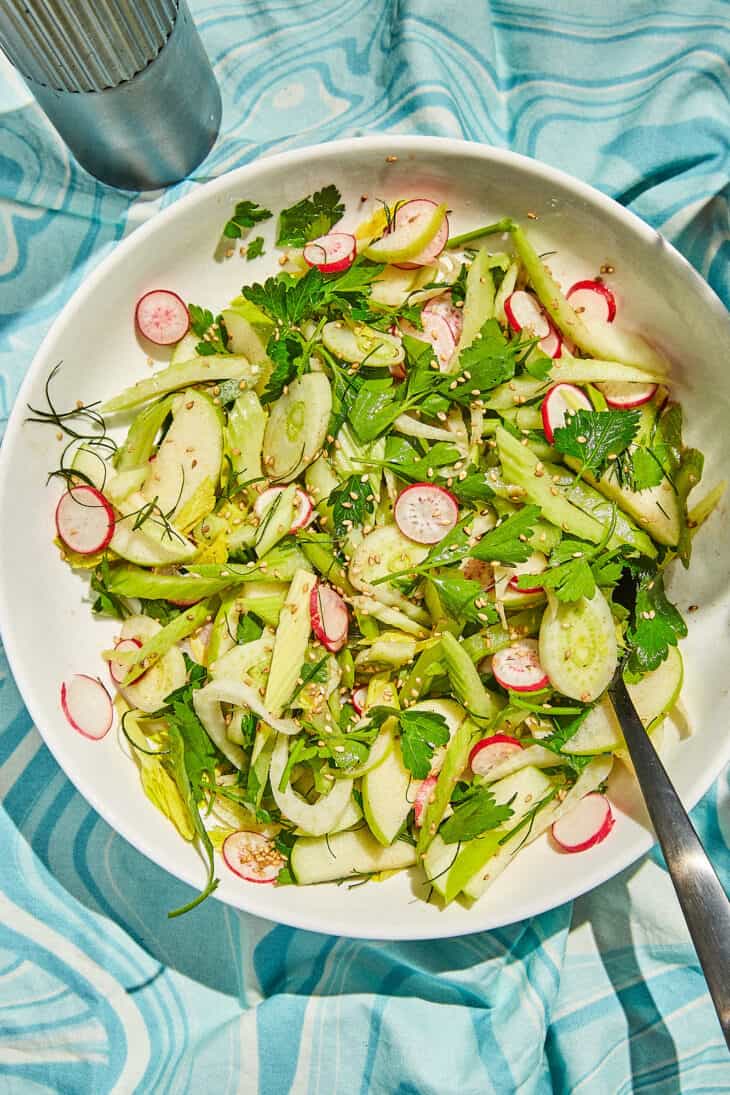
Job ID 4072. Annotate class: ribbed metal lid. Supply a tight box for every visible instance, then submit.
[0,0,178,92]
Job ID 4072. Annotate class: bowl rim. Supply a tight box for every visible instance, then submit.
[1,134,728,940]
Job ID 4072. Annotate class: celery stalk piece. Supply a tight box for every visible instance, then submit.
[227,390,267,484]
[114,600,213,685]
[104,564,247,603]
[264,569,315,716]
[460,607,543,663]
[141,389,223,519]
[511,225,668,374]
[462,756,612,902]
[299,534,355,595]
[255,484,297,558]
[533,461,656,556]
[496,426,657,556]
[115,395,175,471]
[430,766,556,903]
[416,716,478,855]
[235,582,288,628]
[453,247,495,363]
[101,357,259,413]
[440,632,504,725]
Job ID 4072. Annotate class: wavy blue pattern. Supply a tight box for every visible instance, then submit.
[1,2,729,1092]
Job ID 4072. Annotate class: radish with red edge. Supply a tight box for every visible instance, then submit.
[541,382,592,444]
[55,485,115,555]
[504,290,562,358]
[222,830,283,883]
[567,279,616,324]
[507,550,548,595]
[551,792,615,852]
[394,483,458,545]
[597,380,658,409]
[303,232,356,274]
[422,292,464,342]
[492,639,549,693]
[400,314,456,371]
[351,686,368,716]
[254,485,313,531]
[310,583,349,652]
[391,199,449,268]
[413,774,438,828]
[61,675,113,740]
[469,734,523,778]
[109,638,142,685]
[135,289,190,345]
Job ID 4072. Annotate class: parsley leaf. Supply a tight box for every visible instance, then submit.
[277,184,345,247]
[469,504,542,564]
[381,437,461,481]
[427,571,499,624]
[349,377,404,443]
[242,260,384,331]
[627,565,687,674]
[138,598,180,624]
[449,319,522,398]
[246,236,265,260]
[523,352,553,380]
[260,332,305,404]
[553,409,640,478]
[398,709,450,779]
[440,784,514,843]
[328,475,375,539]
[449,470,495,504]
[188,303,230,356]
[237,614,263,644]
[524,538,596,602]
[223,200,272,240]
[91,557,129,619]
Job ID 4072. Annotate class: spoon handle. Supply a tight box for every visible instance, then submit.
[609,671,730,1049]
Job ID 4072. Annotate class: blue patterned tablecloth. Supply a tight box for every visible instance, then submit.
[1,3,729,1092]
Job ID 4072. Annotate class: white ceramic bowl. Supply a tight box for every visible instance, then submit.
[1,137,728,940]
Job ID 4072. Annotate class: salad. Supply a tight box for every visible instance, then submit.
[38,185,723,916]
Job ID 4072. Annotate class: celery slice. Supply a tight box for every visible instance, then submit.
[101,357,259,413]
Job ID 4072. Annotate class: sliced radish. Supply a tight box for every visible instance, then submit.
[135,289,189,345]
[55,485,115,555]
[254,485,313,531]
[351,686,368,715]
[492,639,549,693]
[310,583,349,652]
[222,830,284,883]
[60,675,113,740]
[504,290,550,338]
[303,232,356,274]
[399,315,456,371]
[596,381,658,409]
[394,483,458,545]
[567,280,616,324]
[392,199,449,268]
[504,290,562,358]
[422,292,464,342]
[469,734,523,778]
[507,550,548,595]
[538,321,563,360]
[109,638,142,685]
[414,774,438,828]
[551,792,615,852]
[541,382,592,444]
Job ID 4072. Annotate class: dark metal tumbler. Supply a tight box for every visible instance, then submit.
[0,0,222,190]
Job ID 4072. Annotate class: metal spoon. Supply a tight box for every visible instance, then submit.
[608,667,730,1049]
